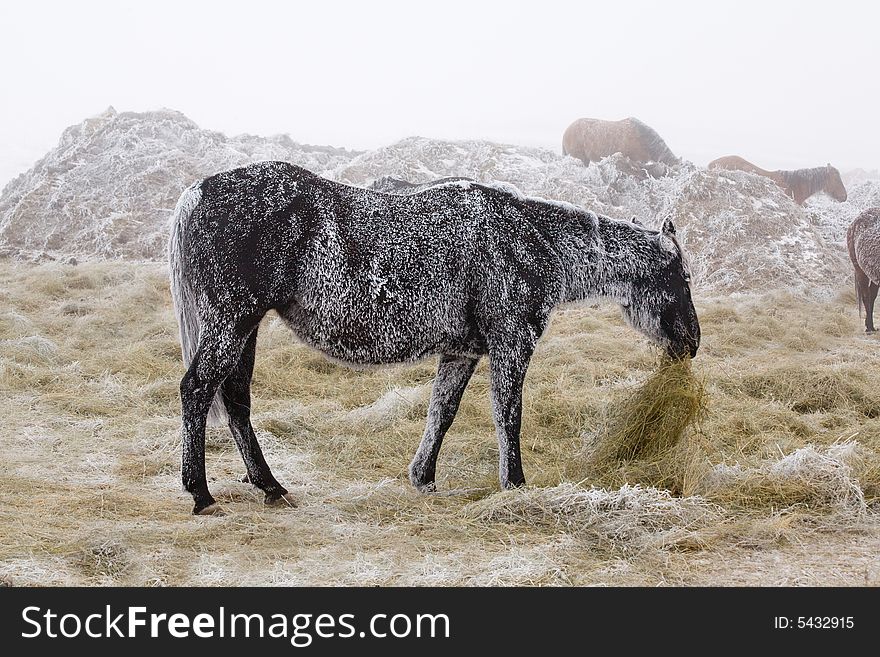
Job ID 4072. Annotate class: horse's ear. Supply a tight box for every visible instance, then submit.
[661,217,676,235]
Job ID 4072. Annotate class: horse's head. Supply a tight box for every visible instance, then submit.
[619,218,700,359]
[824,164,848,202]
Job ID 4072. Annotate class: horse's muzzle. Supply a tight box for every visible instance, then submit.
[667,337,699,360]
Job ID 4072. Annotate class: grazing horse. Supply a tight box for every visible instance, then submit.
[708,155,847,205]
[169,161,700,515]
[368,175,474,194]
[847,208,880,333]
[562,117,680,167]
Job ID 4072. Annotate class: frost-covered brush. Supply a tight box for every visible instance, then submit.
[169,161,699,515]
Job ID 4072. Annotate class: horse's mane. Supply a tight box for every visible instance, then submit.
[368,176,418,192]
[626,117,680,165]
[663,229,691,275]
[778,166,834,188]
[370,176,589,219]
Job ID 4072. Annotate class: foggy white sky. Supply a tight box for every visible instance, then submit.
[1,0,878,186]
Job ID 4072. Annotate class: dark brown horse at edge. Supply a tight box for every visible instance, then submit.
[708,155,847,205]
[847,208,880,333]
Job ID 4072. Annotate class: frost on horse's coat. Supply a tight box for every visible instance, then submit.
[368,175,474,194]
[169,161,700,514]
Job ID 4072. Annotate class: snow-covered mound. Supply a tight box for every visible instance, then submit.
[842,168,880,189]
[0,107,359,259]
[806,180,880,245]
[1,111,874,295]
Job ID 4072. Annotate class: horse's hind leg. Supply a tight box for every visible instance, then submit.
[220,327,293,507]
[409,354,478,492]
[866,281,879,334]
[180,322,253,515]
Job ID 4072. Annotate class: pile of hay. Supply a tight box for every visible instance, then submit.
[581,358,708,494]
[463,483,720,553]
[703,442,868,515]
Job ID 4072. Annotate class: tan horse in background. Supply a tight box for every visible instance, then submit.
[708,155,847,205]
[562,117,680,167]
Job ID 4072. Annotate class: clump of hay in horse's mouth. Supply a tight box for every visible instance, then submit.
[584,359,707,490]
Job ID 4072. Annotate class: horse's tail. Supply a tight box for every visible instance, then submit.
[168,182,228,426]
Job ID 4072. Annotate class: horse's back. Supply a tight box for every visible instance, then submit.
[708,155,758,172]
[368,176,475,195]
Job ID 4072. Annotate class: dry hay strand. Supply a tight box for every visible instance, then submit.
[580,358,709,494]
[74,540,131,580]
[463,483,721,555]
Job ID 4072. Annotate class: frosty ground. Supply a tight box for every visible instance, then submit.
[1,260,878,586]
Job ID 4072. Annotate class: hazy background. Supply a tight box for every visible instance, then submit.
[1,0,877,185]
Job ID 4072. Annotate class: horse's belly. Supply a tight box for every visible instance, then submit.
[278,298,468,365]
[855,231,880,283]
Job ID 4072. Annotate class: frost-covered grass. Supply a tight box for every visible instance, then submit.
[1,260,878,586]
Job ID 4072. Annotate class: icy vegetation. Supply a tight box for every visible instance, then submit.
[0,108,358,260]
[807,179,880,244]
[1,109,877,295]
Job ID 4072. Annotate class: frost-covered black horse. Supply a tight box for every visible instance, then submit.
[169,161,700,514]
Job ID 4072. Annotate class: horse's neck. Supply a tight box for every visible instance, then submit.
[555,214,644,305]
[767,170,786,186]
[747,162,776,179]
[777,168,826,202]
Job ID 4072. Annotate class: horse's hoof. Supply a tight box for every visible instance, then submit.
[193,502,225,516]
[502,478,526,490]
[867,329,876,335]
[265,491,297,508]
[414,481,436,493]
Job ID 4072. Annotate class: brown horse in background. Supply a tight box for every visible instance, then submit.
[562,117,680,167]
[848,208,880,333]
[708,155,847,205]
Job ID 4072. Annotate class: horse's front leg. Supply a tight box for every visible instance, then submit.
[409,354,479,492]
[488,335,536,489]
